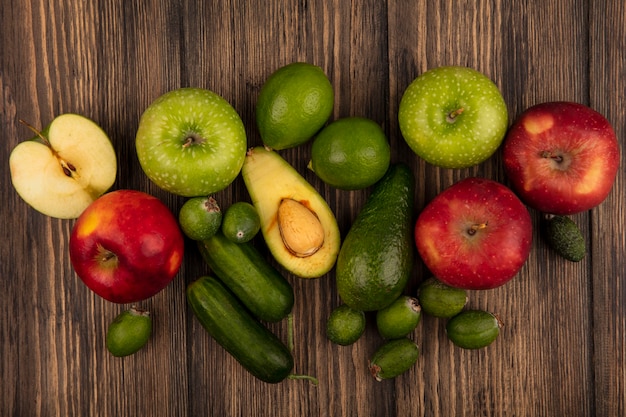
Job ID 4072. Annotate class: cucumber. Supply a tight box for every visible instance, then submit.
[336,163,415,311]
[187,276,294,384]
[198,231,294,322]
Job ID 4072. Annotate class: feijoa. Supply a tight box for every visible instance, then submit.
[368,338,419,381]
[417,277,468,318]
[178,196,222,241]
[446,310,501,350]
[543,214,586,262]
[376,296,421,339]
[326,304,366,346]
[222,201,261,243]
[106,306,152,357]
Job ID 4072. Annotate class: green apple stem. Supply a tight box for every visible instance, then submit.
[18,119,80,179]
[468,222,488,236]
[446,108,465,123]
[182,133,205,148]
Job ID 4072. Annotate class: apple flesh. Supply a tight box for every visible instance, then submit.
[69,189,184,303]
[503,101,620,215]
[9,114,117,219]
[415,177,532,290]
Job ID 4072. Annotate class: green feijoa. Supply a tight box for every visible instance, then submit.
[543,214,586,262]
[222,202,261,243]
[368,338,419,381]
[178,196,222,241]
[326,304,366,346]
[417,277,468,318]
[446,310,502,350]
[376,296,421,339]
[106,306,152,357]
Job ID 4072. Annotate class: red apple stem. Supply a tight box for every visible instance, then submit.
[446,108,465,123]
[467,222,488,235]
[541,151,563,163]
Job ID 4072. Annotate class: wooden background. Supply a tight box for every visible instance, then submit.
[1,1,624,416]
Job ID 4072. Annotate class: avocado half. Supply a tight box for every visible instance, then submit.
[241,146,340,278]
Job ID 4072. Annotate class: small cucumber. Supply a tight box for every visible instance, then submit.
[187,276,294,384]
[368,338,419,381]
[446,310,502,350]
[326,304,366,346]
[198,231,294,322]
[417,277,468,318]
[336,164,415,311]
[376,296,421,339]
[543,214,586,262]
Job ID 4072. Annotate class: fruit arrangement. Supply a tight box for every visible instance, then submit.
[9,62,620,381]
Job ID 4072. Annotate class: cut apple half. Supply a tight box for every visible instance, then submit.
[9,113,117,219]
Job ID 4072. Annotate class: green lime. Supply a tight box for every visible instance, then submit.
[106,306,153,357]
[256,62,334,150]
[178,196,222,241]
[326,304,366,346]
[309,117,391,190]
[222,202,261,243]
[376,296,422,339]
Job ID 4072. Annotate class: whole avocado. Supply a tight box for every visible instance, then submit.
[336,164,415,311]
[543,214,586,262]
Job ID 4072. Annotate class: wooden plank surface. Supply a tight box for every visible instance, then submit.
[1,1,624,416]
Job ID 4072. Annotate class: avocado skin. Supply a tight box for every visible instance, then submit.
[543,215,586,262]
[336,163,415,312]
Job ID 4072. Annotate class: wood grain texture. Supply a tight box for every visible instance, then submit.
[1,1,624,416]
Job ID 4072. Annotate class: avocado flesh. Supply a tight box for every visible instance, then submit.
[241,146,341,278]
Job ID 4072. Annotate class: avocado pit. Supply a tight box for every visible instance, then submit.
[277,198,325,257]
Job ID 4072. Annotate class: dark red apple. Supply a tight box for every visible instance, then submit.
[415,177,532,290]
[502,101,620,215]
[69,189,184,303]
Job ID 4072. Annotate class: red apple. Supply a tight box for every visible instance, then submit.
[415,177,532,290]
[502,101,620,215]
[69,189,184,303]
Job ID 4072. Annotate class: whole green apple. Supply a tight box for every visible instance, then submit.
[398,66,508,169]
[135,87,247,197]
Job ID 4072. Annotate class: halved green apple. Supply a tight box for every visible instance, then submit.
[242,146,340,278]
[9,113,117,219]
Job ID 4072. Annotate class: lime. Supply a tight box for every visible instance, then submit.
[256,62,334,150]
[178,196,222,241]
[222,202,261,243]
[326,304,366,346]
[309,117,391,190]
[106,307,152,357]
